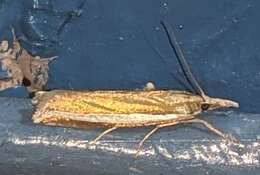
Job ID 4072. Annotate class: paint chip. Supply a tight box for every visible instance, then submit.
[0,28,57,92]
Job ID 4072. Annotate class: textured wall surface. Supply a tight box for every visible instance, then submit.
[0,0,260,112]
[0,0,260,174]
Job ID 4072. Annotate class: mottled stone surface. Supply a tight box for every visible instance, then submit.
[0,97,259,174]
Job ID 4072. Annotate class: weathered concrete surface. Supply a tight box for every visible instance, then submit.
[0,97,259,175]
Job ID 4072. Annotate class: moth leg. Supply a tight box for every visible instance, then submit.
[89,126,118,145]
[135,127,159,157]
[184,118,239,143]
[135,121,179,157]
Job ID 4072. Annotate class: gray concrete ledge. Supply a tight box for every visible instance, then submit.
[0,97,259,174]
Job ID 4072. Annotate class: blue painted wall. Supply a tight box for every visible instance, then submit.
[1,0,260,113]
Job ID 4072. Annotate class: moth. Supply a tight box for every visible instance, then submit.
[32,20,239,156]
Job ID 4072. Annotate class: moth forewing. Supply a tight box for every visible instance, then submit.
[32,90,202,128]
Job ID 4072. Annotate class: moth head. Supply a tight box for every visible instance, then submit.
[200,95,239,111]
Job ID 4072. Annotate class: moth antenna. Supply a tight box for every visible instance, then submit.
[160,20,206,98]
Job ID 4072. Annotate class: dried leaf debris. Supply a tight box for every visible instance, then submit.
[0,29,57,92]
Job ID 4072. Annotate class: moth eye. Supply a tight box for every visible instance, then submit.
[201,103,210,110]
